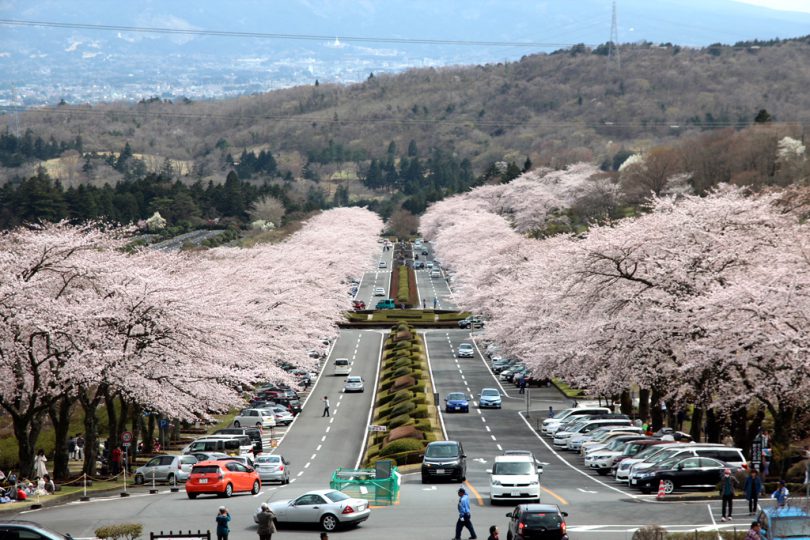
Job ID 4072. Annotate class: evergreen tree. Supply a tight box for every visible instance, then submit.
[407,139,418,157]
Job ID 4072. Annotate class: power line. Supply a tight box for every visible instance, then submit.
[0,18,582,49]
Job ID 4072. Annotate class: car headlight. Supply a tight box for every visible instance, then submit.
[638,473,652,479]
[492,480,502,486]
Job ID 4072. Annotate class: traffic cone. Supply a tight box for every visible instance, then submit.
[656,480,666,500]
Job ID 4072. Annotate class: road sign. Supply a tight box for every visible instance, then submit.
[159,418,169,429]
[122,442,131,448]
[121,431,133,444]
[368,425,387,432]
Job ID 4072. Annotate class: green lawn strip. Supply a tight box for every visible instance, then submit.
[0,480,128,513]
[551,378,588,399]
[344,310,471,324]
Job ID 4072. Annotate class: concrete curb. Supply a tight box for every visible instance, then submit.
[0,485,142,516]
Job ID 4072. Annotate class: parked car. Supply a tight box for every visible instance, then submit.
[190,451,229,463]
[134,454,198,484]
[343,375,365,393]
[584,436,650,474]
[373,287,386,296]
[256,489,371,532]
[233,408,276,430]
[254,454,290,484]
[421,248,429,255]
[444,392,470,413]
[352,300,366,310]
[215,427,263,452]
[457,343,475,358]
[272,396,303,415]
[478,388,502,409]
[185,460,261,499]
[458,316,484,329]
[488,454,540,504]
[541,407,612,435]
[757,505,810,540]
[264,405,295,425]
[0,521,75,540]
[421,440,466,483]
[615,443,680,483]
[505,504,569,540]
[183,436,253,456]
[634,456,735,494]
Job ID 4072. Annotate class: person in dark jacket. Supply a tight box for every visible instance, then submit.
[256,502,277,540]
[487,525,499,540]
[743,469,762,516]
[215,506,230,540]
[719,468,739,522]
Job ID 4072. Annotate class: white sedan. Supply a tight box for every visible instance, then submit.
[343,376,364,393]
[373,287,386,296]
[255,489,370,532]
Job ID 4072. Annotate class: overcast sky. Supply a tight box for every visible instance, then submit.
[733,0,810,13]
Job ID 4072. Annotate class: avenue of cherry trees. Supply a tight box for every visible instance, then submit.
[0,207,382,478]
[422,166,810,463]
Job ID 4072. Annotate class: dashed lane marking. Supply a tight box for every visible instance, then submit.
[496,444,503,451]
[491,435,497,441]
[297,472,304,477]
[317,444,322,451]
[304,462,311,469]
[485,426,491,432]
[321,435,326,442]
[311,453,316,460]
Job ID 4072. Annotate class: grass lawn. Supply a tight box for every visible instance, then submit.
[0,480,127,512]
[345,310,470,324]
[551,378,588,399]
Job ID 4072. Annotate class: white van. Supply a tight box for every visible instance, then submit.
[333,358,351,376]
[541,407,611,435]
[183,435,253,456]
[487,454,540,504]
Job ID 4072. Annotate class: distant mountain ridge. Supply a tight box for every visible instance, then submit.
[3,0,810,104]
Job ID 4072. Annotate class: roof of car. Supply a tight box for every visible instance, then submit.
[494,454,534,463]
[517,503,562,513]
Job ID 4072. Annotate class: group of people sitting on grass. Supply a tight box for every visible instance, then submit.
[0,471,55,503]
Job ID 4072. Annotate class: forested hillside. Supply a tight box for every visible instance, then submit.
[4,37,810,181]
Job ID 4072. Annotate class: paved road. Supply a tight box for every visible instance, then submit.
[354,245,394,308]
[413,242,457,310]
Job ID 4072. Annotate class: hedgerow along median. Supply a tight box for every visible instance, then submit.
[363,323,441,467]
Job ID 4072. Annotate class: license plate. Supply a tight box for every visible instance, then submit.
[511,491,521,497]
[455,407,460,410]
[630,479,637,485]
[436,469,445,474]
[198,478,208,484]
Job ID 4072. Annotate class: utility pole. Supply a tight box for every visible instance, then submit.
[608,0,621,74]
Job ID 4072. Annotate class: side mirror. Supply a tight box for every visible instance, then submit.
[461,454,467,458]
[677,464,684,471]
[562,512,569,517]
[505,512,513,518]
[486,469,492,474]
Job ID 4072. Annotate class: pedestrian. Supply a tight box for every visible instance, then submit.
[42,474,55,494]
[320,534,328,540]
[548,406,555,418]
[487,525,499,540]
[719,467,738,522]
[676,409,686,431]
[111,446,122,475]
[215,506,231,540]
[255,502,277,540]
[76,433,85,461]
[454,487,477,540]
[745,521,761,540]
[771,479,789,507]
[322,396,330,417]
[743,468,762,516]
[433,297,437,309]
[33,449,48,479]
[68,436,77,461]
[518,375,526,394]
[422,299,426,309]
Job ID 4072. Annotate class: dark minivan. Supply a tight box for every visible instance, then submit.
[215,427,262,453]
[506,504,569,540]
[421,440,466,483]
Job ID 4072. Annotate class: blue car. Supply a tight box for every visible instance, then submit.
[478,388,502,409]
[758,505,810,539]
[445,392,470,413]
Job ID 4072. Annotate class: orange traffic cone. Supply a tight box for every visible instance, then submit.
[656,480,666,500]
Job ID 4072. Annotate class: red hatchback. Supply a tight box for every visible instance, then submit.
[185,460,261,499]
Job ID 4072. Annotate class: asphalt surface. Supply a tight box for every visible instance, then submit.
[14,242,745,540]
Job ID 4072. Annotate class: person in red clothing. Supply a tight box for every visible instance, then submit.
[111,446,123,475]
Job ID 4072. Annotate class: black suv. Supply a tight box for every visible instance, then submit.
[421,440,466,483]
[214,427,263,452]
[272,396,302,415]
[506,504,569,540]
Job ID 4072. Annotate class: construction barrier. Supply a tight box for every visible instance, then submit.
[329,464,400,506]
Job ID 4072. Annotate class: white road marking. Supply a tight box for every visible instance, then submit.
[290,479,296,483]
[311,453,317,460]
[423,486,437,491]
[304,462,311,469]
[326,426,331,432]
[496,444,503,451]
[317,444,322,451]
[329,417,334,423]
[707,503,722,540]
[297,471,304,477]
[485,426,491,432]
[578,488,598,494]
[253,490,265,497]
[321,436,326,442]
[491,435,497,441]
[480,415,485,421]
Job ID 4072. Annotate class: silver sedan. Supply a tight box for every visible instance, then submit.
[255,489,371,532]
[343,375,365,393]
[254,454,290,484]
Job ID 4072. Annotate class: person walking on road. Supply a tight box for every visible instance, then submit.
[322,396,330,417]
[487,525,499,540]
[433,297,438,309]
[548,406,555,418]
[256,502,277,540]
[719,468,738,522]
[518,375,527,395]
[215,506,231,540]
[454,487,477,540]
[771,479,789,507]
[320,534,329,540]
[744,468,762,516]
[745,521,762,540]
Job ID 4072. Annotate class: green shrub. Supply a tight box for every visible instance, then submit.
[390,389,412,405]
[388,414,414,429]
[412,392,427,404]
[390,401,416,417]
[379,437,424,457]
[95,524,143,540]
[412,405,429,419]
[392,366,412,378]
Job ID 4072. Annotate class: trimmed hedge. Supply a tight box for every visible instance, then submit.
[379,437,424,457]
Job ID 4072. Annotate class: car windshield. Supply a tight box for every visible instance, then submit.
[347,377,362,383]
[426,444,459,458]
[524,512,563,528]
[636,446,669,460]
[256,456,280,463]
[447,393,467,401]
[650,449,682,464]
[481,389,499,397]
[324,490,350,502]
[770,517,810,536]
[606,439,630,451]
[492,462,534,475]
[459,344,473,350]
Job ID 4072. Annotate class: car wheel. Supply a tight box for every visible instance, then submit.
[597,469,609,476]
[321,514,338,532]
[134,474,144,485]
[662,479,675,494]
[187,492,197,499]
[507,531,513,540]
[233,420,241,427]
[166,473,175,484]
[251,480,260,495]
[640,485,652,494]
[421,475,429,484]
[220,483,233,498]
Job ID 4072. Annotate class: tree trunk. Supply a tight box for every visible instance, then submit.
[650,387,663,431]
[104,389,119,449]
[131,404,141,464]
[144,414,155,454]
[638,388,650,422]
[620,390,632,415]
[47,397,74,481]
[666,402,676,429]
[772,405,796,476]
[80,397,101,476]
[12,411,45,478]
[705,408,721,443]
[690,406,703,442]
[115,395,130,439]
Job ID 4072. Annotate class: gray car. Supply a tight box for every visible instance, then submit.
[343,375,365,393]
[254,454,290,484]
[134,454,197,484]
[255,489,371,532]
